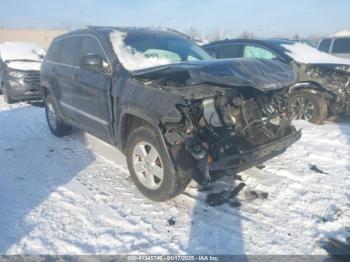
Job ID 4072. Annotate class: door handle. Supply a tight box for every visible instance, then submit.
[52,68,57,73]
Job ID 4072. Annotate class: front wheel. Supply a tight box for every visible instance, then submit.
[126,126,193,201]
[288,90,328,124]
[45,96,72,137]
[3,88,14,104]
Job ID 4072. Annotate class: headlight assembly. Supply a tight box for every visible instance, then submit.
[8,71,26,78]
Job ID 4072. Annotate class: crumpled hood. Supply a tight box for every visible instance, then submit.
[131,58,297,91]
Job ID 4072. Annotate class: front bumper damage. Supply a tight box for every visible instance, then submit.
[209,128,301,172]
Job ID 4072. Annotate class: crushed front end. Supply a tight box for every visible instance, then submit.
[133,59,301,184]
[160,85,301,184]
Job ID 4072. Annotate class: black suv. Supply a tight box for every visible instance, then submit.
[41,27,301,201]
[204,39,350,124]
[0,42,44,103]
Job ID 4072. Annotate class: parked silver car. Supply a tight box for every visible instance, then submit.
[318,35,350,59]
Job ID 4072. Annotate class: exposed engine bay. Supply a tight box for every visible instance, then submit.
[141,79,299,184]
[132,58,301,184]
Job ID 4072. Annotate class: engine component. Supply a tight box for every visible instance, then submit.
[202,98,223,127]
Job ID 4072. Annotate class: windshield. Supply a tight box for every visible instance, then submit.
[110,30,212,71]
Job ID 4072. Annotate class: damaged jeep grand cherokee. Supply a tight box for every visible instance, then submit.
[41,27,301,201]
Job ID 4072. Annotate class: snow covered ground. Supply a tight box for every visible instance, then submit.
[0,95,349,255]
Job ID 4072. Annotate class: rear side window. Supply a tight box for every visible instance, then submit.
[243,45,277,59]
[216,44,243,59]
[80,36,108,62]
[60,37,81,66]
[318,39,331,53]
[46,40,62,62]
[332,38,350,54]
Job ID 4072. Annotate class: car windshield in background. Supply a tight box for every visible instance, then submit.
[110,30,212,71]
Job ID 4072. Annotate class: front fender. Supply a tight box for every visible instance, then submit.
[118,109,177,177]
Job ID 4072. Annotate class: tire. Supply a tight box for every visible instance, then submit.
[288,90,328,124]
[126,126,193,201]
[3,88,14,104]
[45,96,72,137]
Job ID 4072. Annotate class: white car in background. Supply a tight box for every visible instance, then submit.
[0,42,45,103]
[318,30,350,59]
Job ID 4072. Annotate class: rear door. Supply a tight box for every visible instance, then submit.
[76,35,113,142]
[206,44,244,59]
[55,36,83,122]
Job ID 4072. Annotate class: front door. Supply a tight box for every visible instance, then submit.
[76,35,113,142]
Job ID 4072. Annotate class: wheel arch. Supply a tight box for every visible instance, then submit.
[118,111,177,176]
[41,85,65,119]
[290,81,334,99]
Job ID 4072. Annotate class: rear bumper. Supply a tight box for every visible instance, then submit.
[209,128,302,172]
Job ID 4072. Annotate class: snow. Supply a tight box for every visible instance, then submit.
[282,42,350,65]
[0,42,45,71]
[6,61,41,71]
[0,95,349,255]
[330,30,350,37]
[109,30,172,71]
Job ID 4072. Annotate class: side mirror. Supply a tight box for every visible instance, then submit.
[80,54,103,71]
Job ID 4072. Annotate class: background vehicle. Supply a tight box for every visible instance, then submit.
[203,39,350,124]
[41,27,300,201]
[0,42,45,103]
[318,35,350,59]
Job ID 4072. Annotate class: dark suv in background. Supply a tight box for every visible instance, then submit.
[41,27,300,201]
[203,39,350,124]
[0,42,45,104]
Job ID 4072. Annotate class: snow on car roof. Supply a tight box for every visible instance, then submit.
[0,42,45,71]
[282,42,350,65]
[109,30,172,71]
[330,30,350,37]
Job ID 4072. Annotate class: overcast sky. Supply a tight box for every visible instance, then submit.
[0,0,349,37]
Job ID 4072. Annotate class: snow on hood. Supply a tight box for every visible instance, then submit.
[330,30,350,37]
[110,30,172,71]
[0,42,45,71]
[0,42,45,61]
[282,43,350,65]
[6,61,41,71]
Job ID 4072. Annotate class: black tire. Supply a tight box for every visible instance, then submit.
[126,126,193,201]
[3,88,14,104]
[45,96,72,137]
[288,90,328,124]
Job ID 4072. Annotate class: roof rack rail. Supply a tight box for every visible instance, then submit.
[85,25,191,39]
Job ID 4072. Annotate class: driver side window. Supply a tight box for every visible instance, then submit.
[243,45,277,60]
[80,36,109,67]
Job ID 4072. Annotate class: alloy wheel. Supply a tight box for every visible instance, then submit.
[290,97,315,121]
[46,101,58,130]
[132,141,164,190]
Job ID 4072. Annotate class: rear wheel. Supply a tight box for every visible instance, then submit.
[45,96,72,137]
[288,90,328,124]
[126,126,193,201]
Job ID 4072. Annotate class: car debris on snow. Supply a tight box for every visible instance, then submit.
[310,164,330,174]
